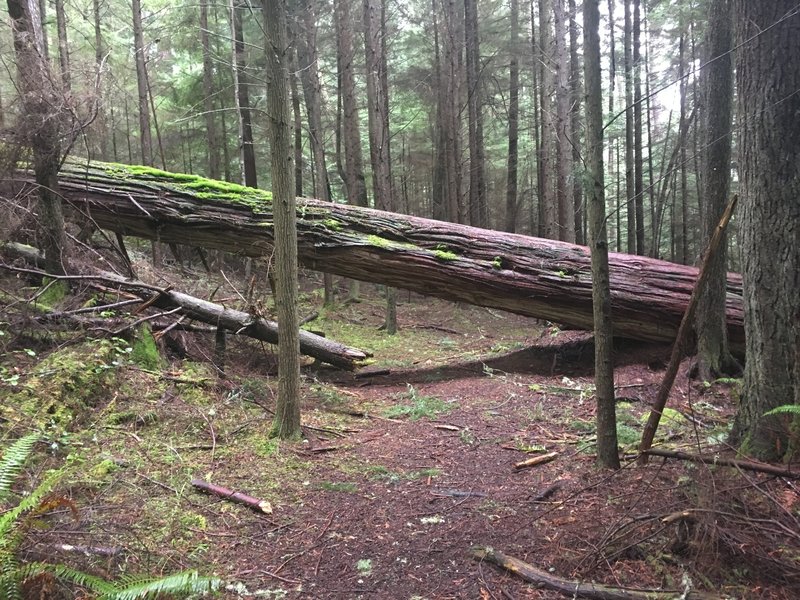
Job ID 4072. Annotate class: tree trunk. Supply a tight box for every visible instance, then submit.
[632,0,645,256]
[695,0,736,381]
[464,0,486,229]
[92,0,108,160]
[504,0,519,233]
[623,0,635,254]
[553,0,573,243]
[200,0,221,180]
[539,0,557,240]
[730,0,800,461]
[54,0,70,92]
[264,0,301,439]
[294,0,336,307]
[583,0,619,470]
[568,0,583,245]
[363,0,397,334]
[44,159,746,353]
[336,0,368,210]
[7,0,68,275]
[131,0,153,166]
[230,0,257,187]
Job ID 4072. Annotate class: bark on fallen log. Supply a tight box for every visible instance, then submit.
[190,478,273,514]
[0,245,369,370]
[94,272,370,371]
[642,448,800,479]
[470,546,720,600]
[23,160,745,351]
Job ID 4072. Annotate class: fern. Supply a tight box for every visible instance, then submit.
[0,438,221,599]
[764,404,800,417]
[0,434,39,502]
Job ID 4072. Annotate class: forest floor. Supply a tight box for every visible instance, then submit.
[1,258,799,600]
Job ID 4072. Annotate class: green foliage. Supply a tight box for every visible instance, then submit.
[0,436,220,599]
[129,325,163,371]
[763,405,800,417]
[381,385,454,420]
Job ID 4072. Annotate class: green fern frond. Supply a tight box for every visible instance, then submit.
[0,434,39,501]
[97,570,221,600]
[0,552,23,600]
[23,562,119,596]
[0,468,63,540]
[764,404,800,417]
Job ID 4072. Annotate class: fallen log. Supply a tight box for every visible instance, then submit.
[93,272,370,371]
[470,546,720,600]
[30,159,744,351]
[190,478,273,514]
[0,246,369,370]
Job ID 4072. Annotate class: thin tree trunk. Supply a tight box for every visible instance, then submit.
[568,0,583,245]
[230,0,257,187]
[54,0,70,92]
[584,0,619,470]
[464,0,486,228]
[623,0,634,254]
[364,0,397,334]
[553,0,573,242]
[539,0,557,240]
[504,0,519,233]
[264,0,300,439]
[92,0,108,159]
[131,0,152,166]
[633,0,645,256]
[200,0,221,180]
[294,0,335,307]
[7,0,68,275]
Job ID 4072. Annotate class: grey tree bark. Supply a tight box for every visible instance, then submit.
[623,0,635,254]
[230,0,257,187]
[7,0,68,275]
[504,0,519,233]
[695,0,737,381]
[264,0,301,439]
[730,0,800,461]
[363,0,397,334]
[201,0,222,180]
[464,0,487,228]
[131,0,152,166]
[539,0,557,240]
[583,0,619,469]
[294,0,336,306]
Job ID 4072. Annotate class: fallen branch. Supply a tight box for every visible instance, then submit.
[191,479,273,514]
[639,197,737,462]
[470,546,719,600]
[642,448,800,479]
[0,253,370,370]
[514,452,559,470]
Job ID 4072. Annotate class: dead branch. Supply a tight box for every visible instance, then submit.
[470,546,720,600]
[514,452,559,470]
[642,448,800,479]
[639,197,737,462]
[191,478,273,514]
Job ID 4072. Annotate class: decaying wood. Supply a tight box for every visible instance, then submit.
[25,160,745,351]
[0,247,369,370]
[191,478,273,513]
[639,197,738,462]
[470,546,720,600]
[514,452,559,469]
[642,448,800,479]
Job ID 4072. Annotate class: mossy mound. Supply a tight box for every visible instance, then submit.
[1,339,126,433]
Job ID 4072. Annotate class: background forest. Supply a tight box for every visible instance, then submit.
[0,0,728,262]
[0,0,799,598]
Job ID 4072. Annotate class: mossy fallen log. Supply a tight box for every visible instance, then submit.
[34,159,744,352]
